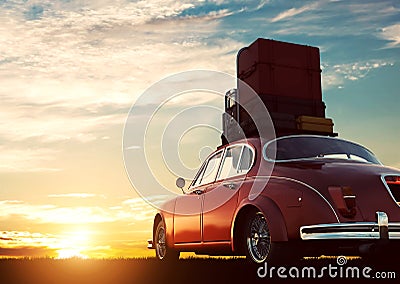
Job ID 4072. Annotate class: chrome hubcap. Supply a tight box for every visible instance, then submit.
[247,213,271,263]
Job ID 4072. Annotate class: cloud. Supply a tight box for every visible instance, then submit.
[0,228,141,258]
[0,230,58,257]
[322,60,394,89]
[120,196,163,222]
[48,193,104,198]
[176,0,268,18]
[0,195,161,225]
[346,2,399,20]
[266,1,400,41]
[0,200,112,224]
[0,230,57,245]
[379,24,400,48]
[0,146,60,172]
[270,2,319,22]
[0,0,243,173]
[0,246,56,257]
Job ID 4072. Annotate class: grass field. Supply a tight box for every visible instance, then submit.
[0,257,398,283]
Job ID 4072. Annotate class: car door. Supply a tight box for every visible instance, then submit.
[174,150,223,244]
[202,144,255,242]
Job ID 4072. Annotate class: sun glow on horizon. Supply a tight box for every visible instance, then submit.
[55,230,91,259]
[56,249,89,259]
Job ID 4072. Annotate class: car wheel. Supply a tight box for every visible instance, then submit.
[245,211,274,264]
[155,221,179,261]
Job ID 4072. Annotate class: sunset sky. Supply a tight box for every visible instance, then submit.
[0,0,399,259]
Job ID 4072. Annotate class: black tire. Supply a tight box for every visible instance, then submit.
[154,221,180,261]
[244,210,281,264]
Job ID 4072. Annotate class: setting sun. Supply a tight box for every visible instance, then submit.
[55,231,91,259]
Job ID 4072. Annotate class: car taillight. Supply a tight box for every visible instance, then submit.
[385,175,400,185]
[383,175,400,205]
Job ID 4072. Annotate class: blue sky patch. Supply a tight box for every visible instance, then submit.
[24,4,44,20]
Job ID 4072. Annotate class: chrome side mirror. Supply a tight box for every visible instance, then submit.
[176,177,186,193]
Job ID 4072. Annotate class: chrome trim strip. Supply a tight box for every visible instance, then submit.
[301,222,400,240]
[343,195,356,199]
[302,231,381,240]
[381,174,400,208]
[255,175,340,223]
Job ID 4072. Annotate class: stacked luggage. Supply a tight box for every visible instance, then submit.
[222,38,335,144]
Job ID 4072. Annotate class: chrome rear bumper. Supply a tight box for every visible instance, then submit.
[301,211,400,240]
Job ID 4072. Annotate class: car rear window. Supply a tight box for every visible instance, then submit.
[263,135,380,164]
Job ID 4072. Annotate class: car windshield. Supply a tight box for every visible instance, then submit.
[263,135,381,164]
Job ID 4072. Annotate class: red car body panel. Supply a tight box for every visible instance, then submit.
[174,196,201,243]
[202,179,240,242]
[154,137,400,255]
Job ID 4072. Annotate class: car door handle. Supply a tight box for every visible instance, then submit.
[222,183,237,190]
[194,189,204,195]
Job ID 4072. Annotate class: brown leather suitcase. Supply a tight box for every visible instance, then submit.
[237,38,322,102]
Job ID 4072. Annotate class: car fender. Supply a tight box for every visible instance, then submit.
[154,198,177,248]
[269,175,340,224]
[231,195,288,251]
[244,176,340,240]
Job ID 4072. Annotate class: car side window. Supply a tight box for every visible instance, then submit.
[218,145,243,180]
[192,151,223,187]
[218,144,254,180]
[238,145,254,173]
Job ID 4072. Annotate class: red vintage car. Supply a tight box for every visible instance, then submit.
[148,135,400,263]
